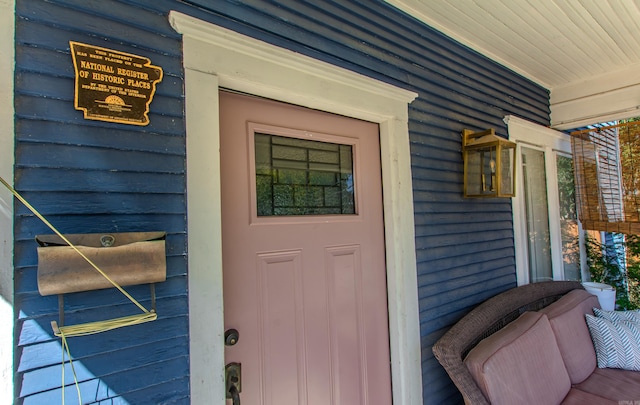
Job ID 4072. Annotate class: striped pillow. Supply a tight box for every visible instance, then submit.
[585,314,640,371]
[593,307,640,323]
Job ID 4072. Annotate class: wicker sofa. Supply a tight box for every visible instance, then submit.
[432,281,640,404]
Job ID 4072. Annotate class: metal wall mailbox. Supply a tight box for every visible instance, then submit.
[36,231,166,296]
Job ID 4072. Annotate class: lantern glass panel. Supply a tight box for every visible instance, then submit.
[465,149,481,195]
[500,145,515,196]
[466,145,498,196]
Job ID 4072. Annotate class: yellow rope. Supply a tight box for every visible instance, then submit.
[61,332,82,405]
[53,312,158,338]
[52,314,157,405]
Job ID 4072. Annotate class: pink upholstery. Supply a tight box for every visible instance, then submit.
[573,367,640,402]
[560,388,617,405]
[539,289,600,384]
[464,311,571,405]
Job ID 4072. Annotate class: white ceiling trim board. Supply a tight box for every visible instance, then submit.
[551,67,640,130]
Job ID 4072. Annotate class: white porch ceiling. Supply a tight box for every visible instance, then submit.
[388,0,640,129]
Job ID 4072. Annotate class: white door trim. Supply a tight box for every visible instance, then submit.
[169,11,421,405]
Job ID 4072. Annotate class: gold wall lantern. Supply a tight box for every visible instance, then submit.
[462,128,516,198]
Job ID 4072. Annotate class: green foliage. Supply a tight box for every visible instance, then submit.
[586,235,640,310]
[556,155,577,221]
[622,234,640,310]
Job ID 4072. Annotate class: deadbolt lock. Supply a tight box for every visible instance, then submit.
[225,328,239,346]
[225,362,242,401]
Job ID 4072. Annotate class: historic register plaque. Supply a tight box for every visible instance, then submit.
[69,41,163,126]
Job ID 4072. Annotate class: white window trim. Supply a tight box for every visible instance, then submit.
[505,115,586,285]
[169,11,422,405]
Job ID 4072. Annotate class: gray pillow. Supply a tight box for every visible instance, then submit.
[593,307,640,323]
[585,314,640,371]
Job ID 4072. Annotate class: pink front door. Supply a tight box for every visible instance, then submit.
[220,91,392,405]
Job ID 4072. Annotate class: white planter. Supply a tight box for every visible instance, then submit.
[583,282,616,311]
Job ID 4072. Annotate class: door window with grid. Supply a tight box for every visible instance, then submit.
[254,133,356,216]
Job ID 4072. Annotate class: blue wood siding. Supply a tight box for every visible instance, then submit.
[14,0,188,403]
[13,1,549,404]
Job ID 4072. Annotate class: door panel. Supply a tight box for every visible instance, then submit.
[326,245,365,404]
[257,250,306,404]
[220,90,391,405]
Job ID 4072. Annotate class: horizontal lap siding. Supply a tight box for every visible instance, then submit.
[13,0,549,404]
[14,0,187,403]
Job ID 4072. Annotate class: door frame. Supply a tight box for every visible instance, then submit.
[170,11,421,405]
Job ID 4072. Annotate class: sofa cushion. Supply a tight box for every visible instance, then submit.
[464,311,571,405]
[560,388,617,405]
[539,289,599,383]
[585,314,640,371]
[572,367,640,402]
